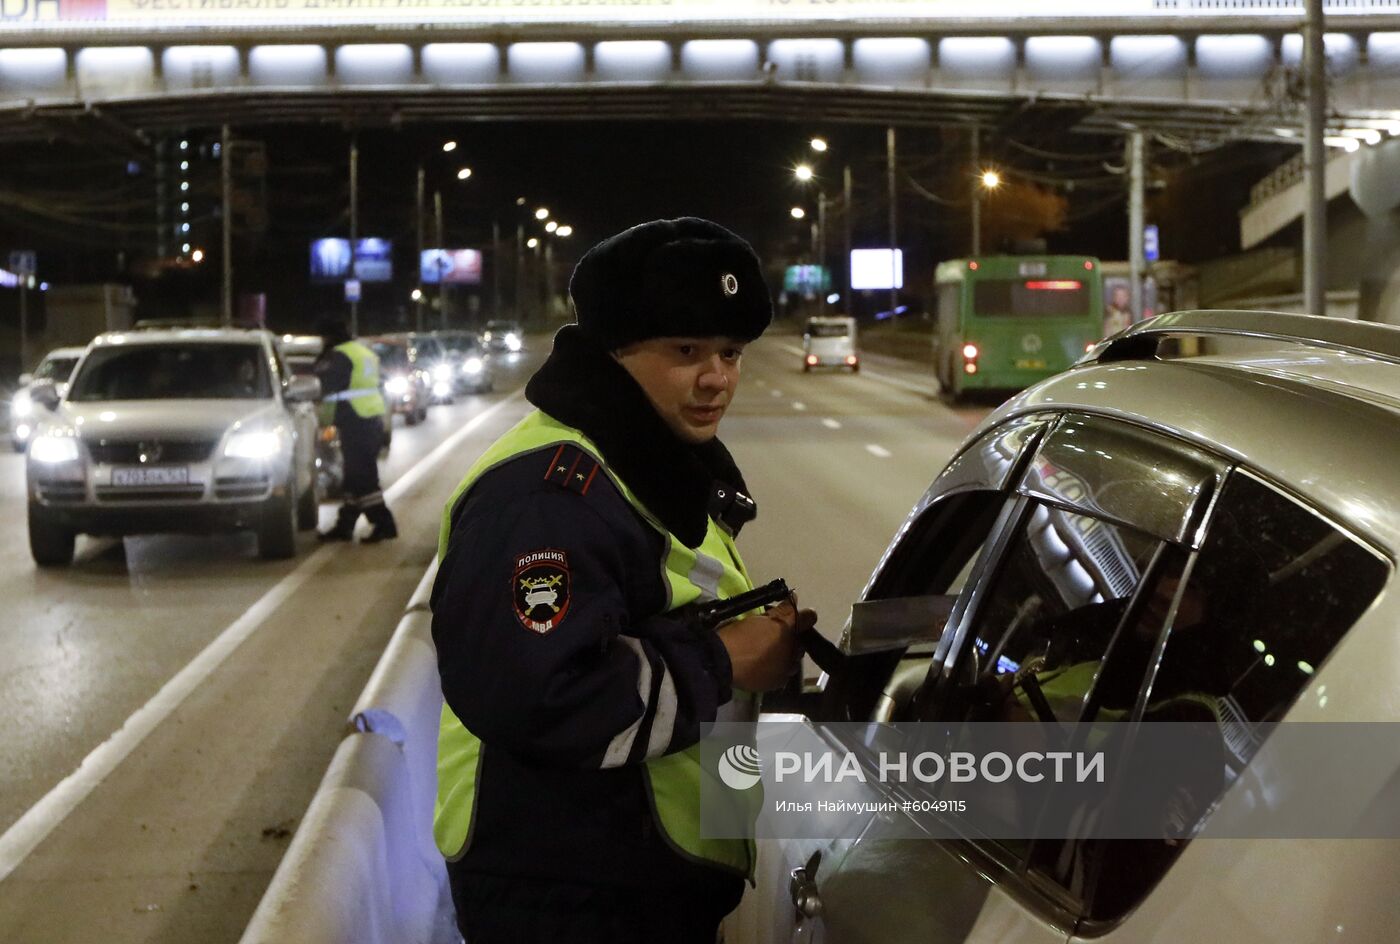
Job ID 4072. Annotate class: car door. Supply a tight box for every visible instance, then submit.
[748,414,1048,944]
[778,414,1228,944]
[273,343,317,493]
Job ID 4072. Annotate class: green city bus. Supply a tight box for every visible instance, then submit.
[933,255,1103,400]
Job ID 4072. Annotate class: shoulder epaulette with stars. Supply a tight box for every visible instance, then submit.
[543,444,602,496]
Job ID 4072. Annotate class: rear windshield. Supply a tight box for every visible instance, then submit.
[806,322,851,338]
[972,278,1091,318]
[34,356,80,382]
[486,322,519,334]
[69,344,271,401]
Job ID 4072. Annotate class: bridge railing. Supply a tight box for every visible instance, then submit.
[238,561,459,944]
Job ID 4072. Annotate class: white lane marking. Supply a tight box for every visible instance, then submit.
[821,418,841,430]
[866,444,892,458]
[792,401,807,412]
[0,390,527,885]
[775,341,939,398]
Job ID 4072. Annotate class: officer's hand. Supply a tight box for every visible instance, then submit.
[718,600,817,692]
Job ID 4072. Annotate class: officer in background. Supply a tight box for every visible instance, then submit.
[431,218,817,943]
[314,318,397,543]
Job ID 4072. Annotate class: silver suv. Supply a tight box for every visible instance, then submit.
[755,311,1400,944]
[25,327,321,566]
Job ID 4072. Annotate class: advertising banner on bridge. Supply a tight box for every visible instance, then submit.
[2,0,1378,29]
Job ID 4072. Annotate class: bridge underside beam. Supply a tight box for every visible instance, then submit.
[0,84,1312,146]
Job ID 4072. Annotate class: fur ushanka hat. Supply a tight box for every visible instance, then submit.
[567,217,773,351]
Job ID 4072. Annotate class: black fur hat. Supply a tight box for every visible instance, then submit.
[568,217,772,350]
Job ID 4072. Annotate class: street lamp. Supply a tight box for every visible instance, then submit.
[790,206,806,219]
[457,167,473,180]
[556,225,573,237]
[810,137,828,153]
[535,207,550,221]
[980,169,1002,190]
[191,249,205,263]
[545,220,558,233]
[527,237,540,249]
[411,288,423,302]
[442,141,457,153]
[794,164,814,182]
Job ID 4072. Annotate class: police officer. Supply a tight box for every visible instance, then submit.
[431,218,817,943]
[314,318,397,543]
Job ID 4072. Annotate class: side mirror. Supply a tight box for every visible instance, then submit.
[29,380,60,412]
[18,372,33,386]
[286,374,321,403]
[845,594,957,657]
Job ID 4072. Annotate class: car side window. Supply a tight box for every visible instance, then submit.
[1078,471,1391,922]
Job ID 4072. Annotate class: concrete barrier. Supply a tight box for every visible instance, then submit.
[240,562,458,944]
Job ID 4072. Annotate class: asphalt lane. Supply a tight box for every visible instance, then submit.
[0,334,991,943]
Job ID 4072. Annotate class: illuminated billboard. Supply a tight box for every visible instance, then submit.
[783,265,831,295]
[309,238,393,283]
[421,249,484,285]
[850,249,904,291]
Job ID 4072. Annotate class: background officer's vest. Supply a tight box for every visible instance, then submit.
[434,409,757,880]
[330,340,387,419]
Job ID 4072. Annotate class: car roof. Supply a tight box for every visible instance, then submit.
[980,310,1400,555]
[93,327,269,347]
[41,347,87,359]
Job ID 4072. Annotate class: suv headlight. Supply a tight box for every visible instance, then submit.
[11,390,32,418]
[223,429,284,460]
[461,356,484,375]
[31,433,80,464]
[505,334,522,352]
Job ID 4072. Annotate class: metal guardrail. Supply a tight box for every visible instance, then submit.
[239,562,459,944]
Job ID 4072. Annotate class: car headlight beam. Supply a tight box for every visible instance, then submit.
[385,376,410,397]
[223,429,284,460]
[11,391,33,418]
[461,356,484,375]
[30,434,80,464]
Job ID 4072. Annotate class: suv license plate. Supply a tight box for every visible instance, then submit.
[1014,358,1047,369]
[112,466,190,487]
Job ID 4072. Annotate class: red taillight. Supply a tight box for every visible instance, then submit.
[1084,260,1095,270]
[805,355,818,365]
[968,260,979,271]
[964,362,979,374]
[961,343,979,360]
[845,355,858,365]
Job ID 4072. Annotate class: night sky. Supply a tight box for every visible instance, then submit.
[0,117,1293,337]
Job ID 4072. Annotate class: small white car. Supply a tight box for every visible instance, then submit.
[755,311,1400,944]
[26,327,321,566]
[802,316,859,372]
[9,346,85,451]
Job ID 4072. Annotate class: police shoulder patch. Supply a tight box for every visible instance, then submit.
[513,548,572,635]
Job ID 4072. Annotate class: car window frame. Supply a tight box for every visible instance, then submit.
[902,415,1238,922]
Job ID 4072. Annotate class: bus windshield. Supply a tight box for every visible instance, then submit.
[972,279,1091,318]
